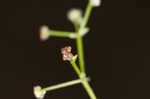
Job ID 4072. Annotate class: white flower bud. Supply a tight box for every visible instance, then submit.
[40,26,50,41]
[67,9,83,25]
[33,86,46,99]
[90,0,101,7]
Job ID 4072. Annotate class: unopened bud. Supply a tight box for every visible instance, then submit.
[67,9,83,25]
[33,86,46,99]
[90,0,101,7]
[40,26,50,41]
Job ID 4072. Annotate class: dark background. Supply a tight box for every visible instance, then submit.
[1,0,150,99]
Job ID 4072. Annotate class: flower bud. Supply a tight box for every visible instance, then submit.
[40,26,50,41]
[67,9,83,25]
[90,0,101,7]
[33,86,46,99]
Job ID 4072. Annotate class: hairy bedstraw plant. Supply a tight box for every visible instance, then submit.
[33,0,102,99]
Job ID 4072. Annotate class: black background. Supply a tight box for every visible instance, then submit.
[1,0,150,99]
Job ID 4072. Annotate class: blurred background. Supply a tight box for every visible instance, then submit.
[1,0,150,99]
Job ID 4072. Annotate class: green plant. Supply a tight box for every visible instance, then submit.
[33,0,101,99]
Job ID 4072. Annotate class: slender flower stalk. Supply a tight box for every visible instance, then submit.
[41,79,83,92]
[69,59,81,77]
[80,1,93,29]
[82,81,97,99]
[76,37,85,72]
[75,1,93,73]
[48,29,78,38]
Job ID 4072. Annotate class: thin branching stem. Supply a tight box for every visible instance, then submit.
[76,37,85,72]
[74,1,97,99]
[69,59,81,77]
[76,1,93,73]
[48,30,77,38]
[41,79,82,92]
[82,81,97,99]
[81,1,93,29]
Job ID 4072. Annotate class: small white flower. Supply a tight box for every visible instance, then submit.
[90,0,101,7]
[40,26,50,41]
[33,86,46,99]
[67,9,83,25]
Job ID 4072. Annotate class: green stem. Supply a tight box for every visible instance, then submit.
[48,30,77,38]
[76,37,85,72]
[75,1,97,99]
[76,1,93,73]
[69,59,81,77]
[82,81,97,99]
[74,23,80,32]
[81,1,93,29]
[41,79,82,92]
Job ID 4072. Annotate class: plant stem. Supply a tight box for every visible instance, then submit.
[74,23,80,32]
[75,1,97,99]
[69,59,81,77]
[76,1,93,73]
[81,1,93,29]
[82,81,97,99]
[41,79,82,92]
[76,37,85,72]
[48,30,77,38]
